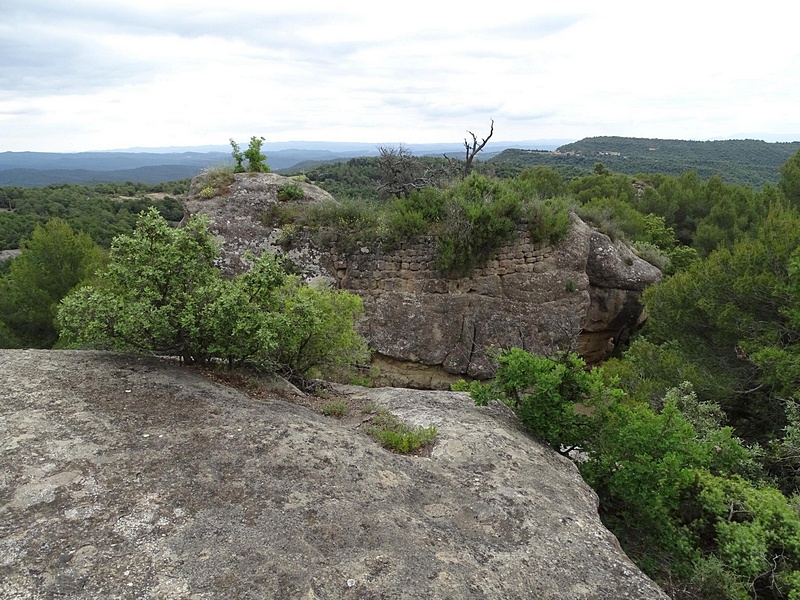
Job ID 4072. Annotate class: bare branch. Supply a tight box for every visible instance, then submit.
[377,145,446,198]
[462,119,494,178]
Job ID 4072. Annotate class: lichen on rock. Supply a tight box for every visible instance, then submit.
[0,349,669,599]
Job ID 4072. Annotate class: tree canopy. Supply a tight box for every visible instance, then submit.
[0,219,105,348]
[58,208,367,380]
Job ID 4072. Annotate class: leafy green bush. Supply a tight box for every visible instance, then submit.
[525,197,573,246]
[393,186,447,222]
[569,171,636,205]
[517,165,566,199]
[231,136,270,173]
[434,174,521,275]
[379,187,447,247]
[468,348,619,454]
[277,182,305,202]
[0,219,105,348]
[576,197,640,241]
[688,472,800,597]
[471,347,800,599]
[58,208,367,381]
[265,280,369,380]
[385,207,427,240]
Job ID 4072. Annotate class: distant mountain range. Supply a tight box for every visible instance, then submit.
[0,151,227,187]
[0,140,570,187]
[2,137,798,188]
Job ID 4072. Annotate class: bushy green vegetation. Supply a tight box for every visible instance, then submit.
[266,171,573,275]
[277,181,305,202]
[463,348,800,599]
[230,136,271,173]
[434,175,522,275]
[611,201,800,463]
[57,208,368,382]
[0,181,186,250]
[0,219,105,348]
[364,407,438,454]
[557,164,787,274]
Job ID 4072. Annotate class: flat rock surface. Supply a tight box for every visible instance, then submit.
[0,350,668,599]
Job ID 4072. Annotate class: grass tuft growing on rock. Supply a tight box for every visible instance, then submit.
[194,165,236,199]
[319,399,348,418]
[364,408,438,454]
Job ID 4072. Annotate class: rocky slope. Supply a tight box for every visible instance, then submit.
[0,349,668,599]
[185,173,661,388]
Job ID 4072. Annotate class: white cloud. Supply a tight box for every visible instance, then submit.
[1,0,798,151]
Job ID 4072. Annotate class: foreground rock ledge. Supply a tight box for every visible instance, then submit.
[0,350,667,599]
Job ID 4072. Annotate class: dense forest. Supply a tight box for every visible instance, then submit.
[0,179,187,250]
[5,144,800,598]
[491,137,800,188]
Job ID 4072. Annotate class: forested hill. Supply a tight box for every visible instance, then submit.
[490,137,800,187]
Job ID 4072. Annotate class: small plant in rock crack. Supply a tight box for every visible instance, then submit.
[319,399,348,418]
[365,409,438,454]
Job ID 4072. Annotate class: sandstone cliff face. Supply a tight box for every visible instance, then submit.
[185,173,661,388]
[0,350,668,599]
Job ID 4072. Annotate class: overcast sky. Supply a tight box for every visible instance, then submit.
[2,0,798,152]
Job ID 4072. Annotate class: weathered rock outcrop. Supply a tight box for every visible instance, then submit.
[0,350,668,599]
[185,172,335,279]
[185,173,661,388]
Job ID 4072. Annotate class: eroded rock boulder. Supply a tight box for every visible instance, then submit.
[578,230,661,363]
[186,173,662,387]
[0,350,668,599]
[185,171,335,278]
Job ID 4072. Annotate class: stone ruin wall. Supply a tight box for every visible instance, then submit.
[314,220,601,389]
[328,228,559,295]
[185,173,661,389]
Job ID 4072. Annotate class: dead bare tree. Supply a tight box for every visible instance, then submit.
[445,119,494,179]
[377,145,444,198]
